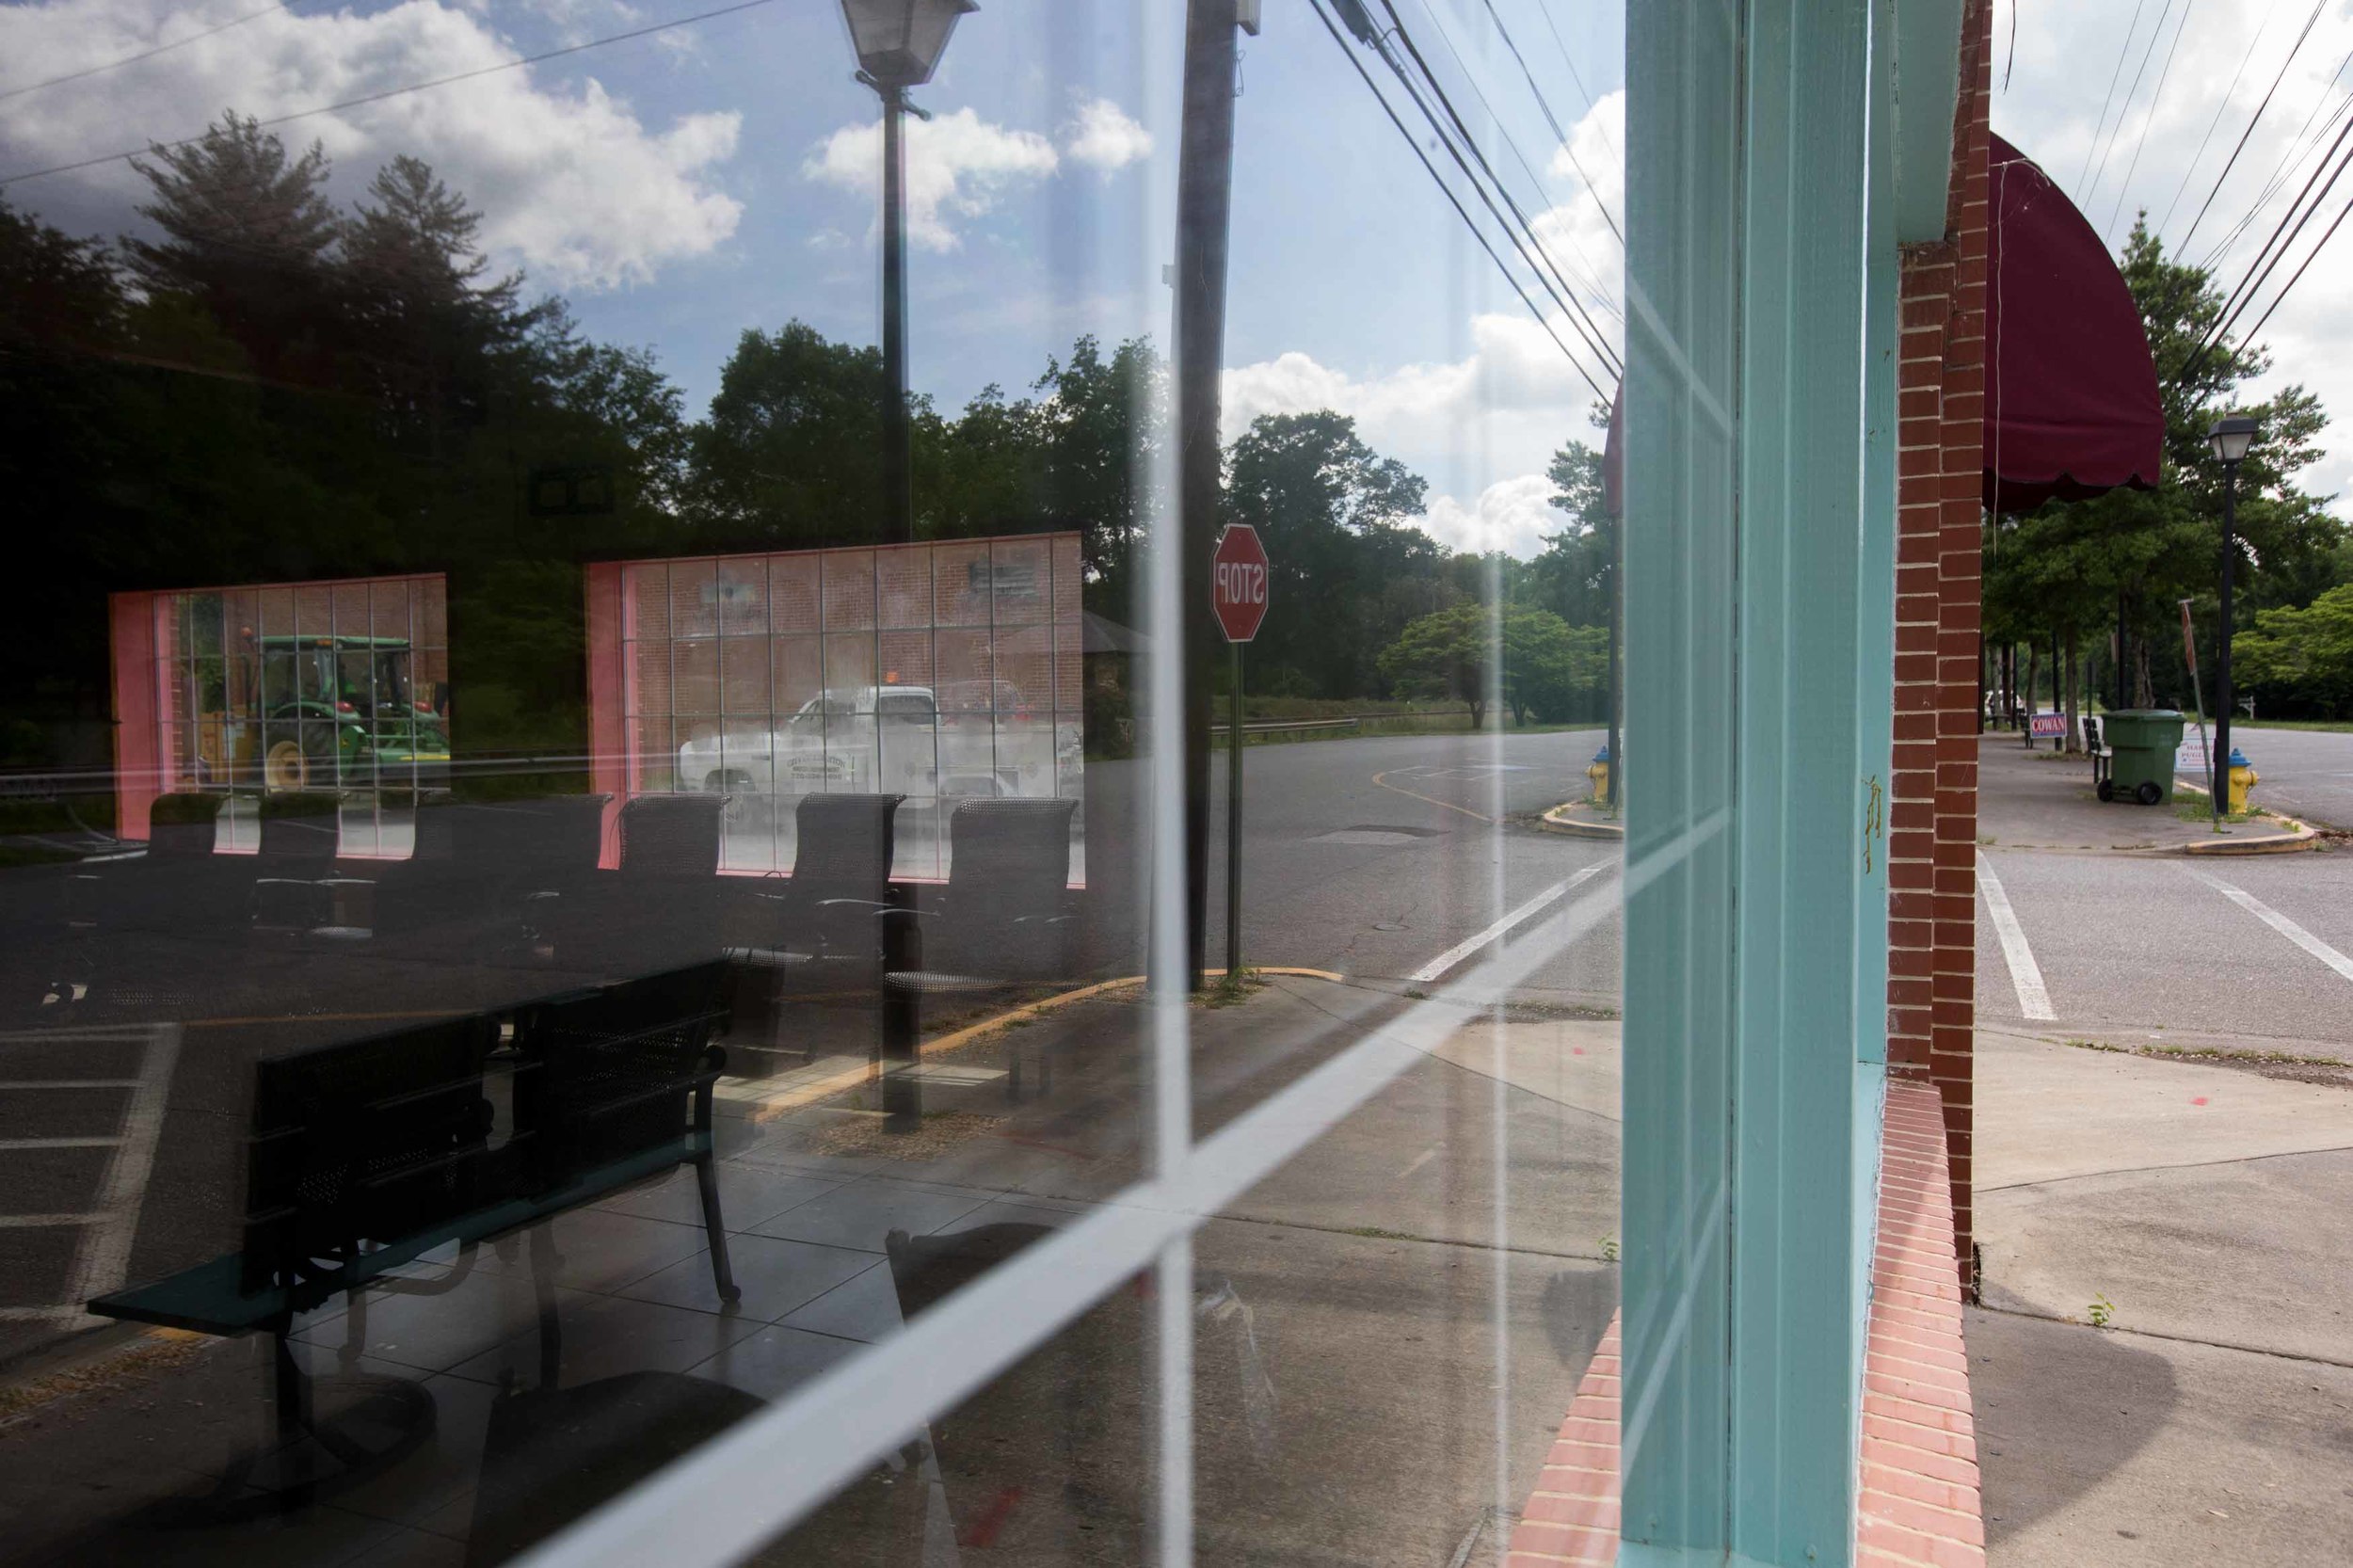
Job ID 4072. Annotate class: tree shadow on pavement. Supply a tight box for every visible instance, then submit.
[1968,1304,2178,1549]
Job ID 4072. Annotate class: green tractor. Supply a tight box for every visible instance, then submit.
[251,634,449,792]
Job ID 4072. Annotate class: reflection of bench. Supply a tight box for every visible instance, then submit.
[86,961,738,1513]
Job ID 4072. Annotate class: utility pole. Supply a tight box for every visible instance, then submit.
[1173,0,1241,991]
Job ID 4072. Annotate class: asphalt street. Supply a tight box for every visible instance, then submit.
[1977,824,2353,1053]
[2169,723,2353,828]
[1204,726,1621,1001]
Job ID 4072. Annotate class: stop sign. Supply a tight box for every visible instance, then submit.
[1211,523,1270,643]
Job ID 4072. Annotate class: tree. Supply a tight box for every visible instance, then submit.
[689,321,899,548]
[343,155,543,455]
[124,112,343,383]
[2234,584,2353,720]
[1376,602,1600,727]
[1532,437,1614,629]
[1225,410,1444,697]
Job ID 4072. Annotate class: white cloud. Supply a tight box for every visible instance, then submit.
[1417,473,1569,559]
[1062,97,1152,171]
[804,107,1058,252]
[0,0,743,291]
[1223,309,1608,472]
[1535,88,1624,318]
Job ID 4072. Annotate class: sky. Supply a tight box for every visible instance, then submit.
[1,0,2346,557]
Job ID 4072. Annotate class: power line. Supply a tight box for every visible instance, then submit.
[2083,0,2179,218]
[0,0,783,188]
[2075,0,2151,198]
[1532,0,1617,168]
[1403,0,1621,318]
[1393,0,1619,317]
[2105,0,2197,241]
[1369,0,1622,376]
[1305,0,1611,404]
[1471,0,1624,247]
[2154,0,2281,240]
[2180,99,2353,385]
[2197,38,2353,271]
[2234,181,2353,350]
[0,1,299,105]
[2177,0,2330,254]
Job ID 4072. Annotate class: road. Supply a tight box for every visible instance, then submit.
[2170,723,2353,828]
[1204,727,1622,1001]
[1976,847,2353,1054]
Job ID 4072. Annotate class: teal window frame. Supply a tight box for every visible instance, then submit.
[1619,3,1958,1563]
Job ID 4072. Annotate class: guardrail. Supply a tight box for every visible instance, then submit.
[1209,717,1362,736]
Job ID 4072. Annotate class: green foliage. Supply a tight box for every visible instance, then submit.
[1531,437,1616,629]
[1226,410,1448,699]
[1376,602,1602,727]
[2234,584,2353,718]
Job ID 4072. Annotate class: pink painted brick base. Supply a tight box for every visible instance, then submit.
[1504,1321,1622,1566]
[1859,1078,1986,1567]
[1504,1079,1985,1567]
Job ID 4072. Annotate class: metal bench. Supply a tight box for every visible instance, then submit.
[87,960,739,1514]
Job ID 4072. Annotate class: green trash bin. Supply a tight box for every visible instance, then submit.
[2099,709,2185,806]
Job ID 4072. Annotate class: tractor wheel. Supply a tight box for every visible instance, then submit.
[264,739,311,793]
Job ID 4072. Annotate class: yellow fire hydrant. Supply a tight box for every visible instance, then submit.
[2227,747,2258,814]
[1587,746,1612,804]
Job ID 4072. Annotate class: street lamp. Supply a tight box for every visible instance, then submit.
[2206,413,2258,812]
[840,0,976,547]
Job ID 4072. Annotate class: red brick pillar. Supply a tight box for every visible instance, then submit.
[1888,0,1991,1291]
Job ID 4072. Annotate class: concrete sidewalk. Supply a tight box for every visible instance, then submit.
[1969,1025,2353,1564]
[1976,733,2313,855]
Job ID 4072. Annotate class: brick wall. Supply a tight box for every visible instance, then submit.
[1888,0,1992,1290]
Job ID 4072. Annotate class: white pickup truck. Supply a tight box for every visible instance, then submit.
[676,684,1066,818]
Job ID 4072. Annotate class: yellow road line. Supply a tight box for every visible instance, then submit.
[1370,769,1492,824]
[737,966,1343,1124]
[185,1008,469,1030]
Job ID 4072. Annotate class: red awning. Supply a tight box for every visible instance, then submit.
[1984,133,2164,512]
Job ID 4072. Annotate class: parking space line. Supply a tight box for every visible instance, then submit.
[1409,864,1610,984]
[2178,864,2353,985]
[1976,852,2056,1021]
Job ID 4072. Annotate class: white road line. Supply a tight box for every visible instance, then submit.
[1976,851,2056,1021]
[2178,865,2353,985]
[1409,863,1610,984]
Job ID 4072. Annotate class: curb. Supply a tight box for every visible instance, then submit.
[1539,800,1625,840]
[2170,778,2322,856]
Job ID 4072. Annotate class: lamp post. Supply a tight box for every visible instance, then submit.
[840,0,975,547]
[2206,414,2258,810]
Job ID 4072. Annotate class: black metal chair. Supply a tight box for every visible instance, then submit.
[722,792,904,1072]
[526,794,726,973]
[885,797,1080,996]
[730,792,904,973]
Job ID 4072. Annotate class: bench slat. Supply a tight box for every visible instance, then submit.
[90,1131,710,1336]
